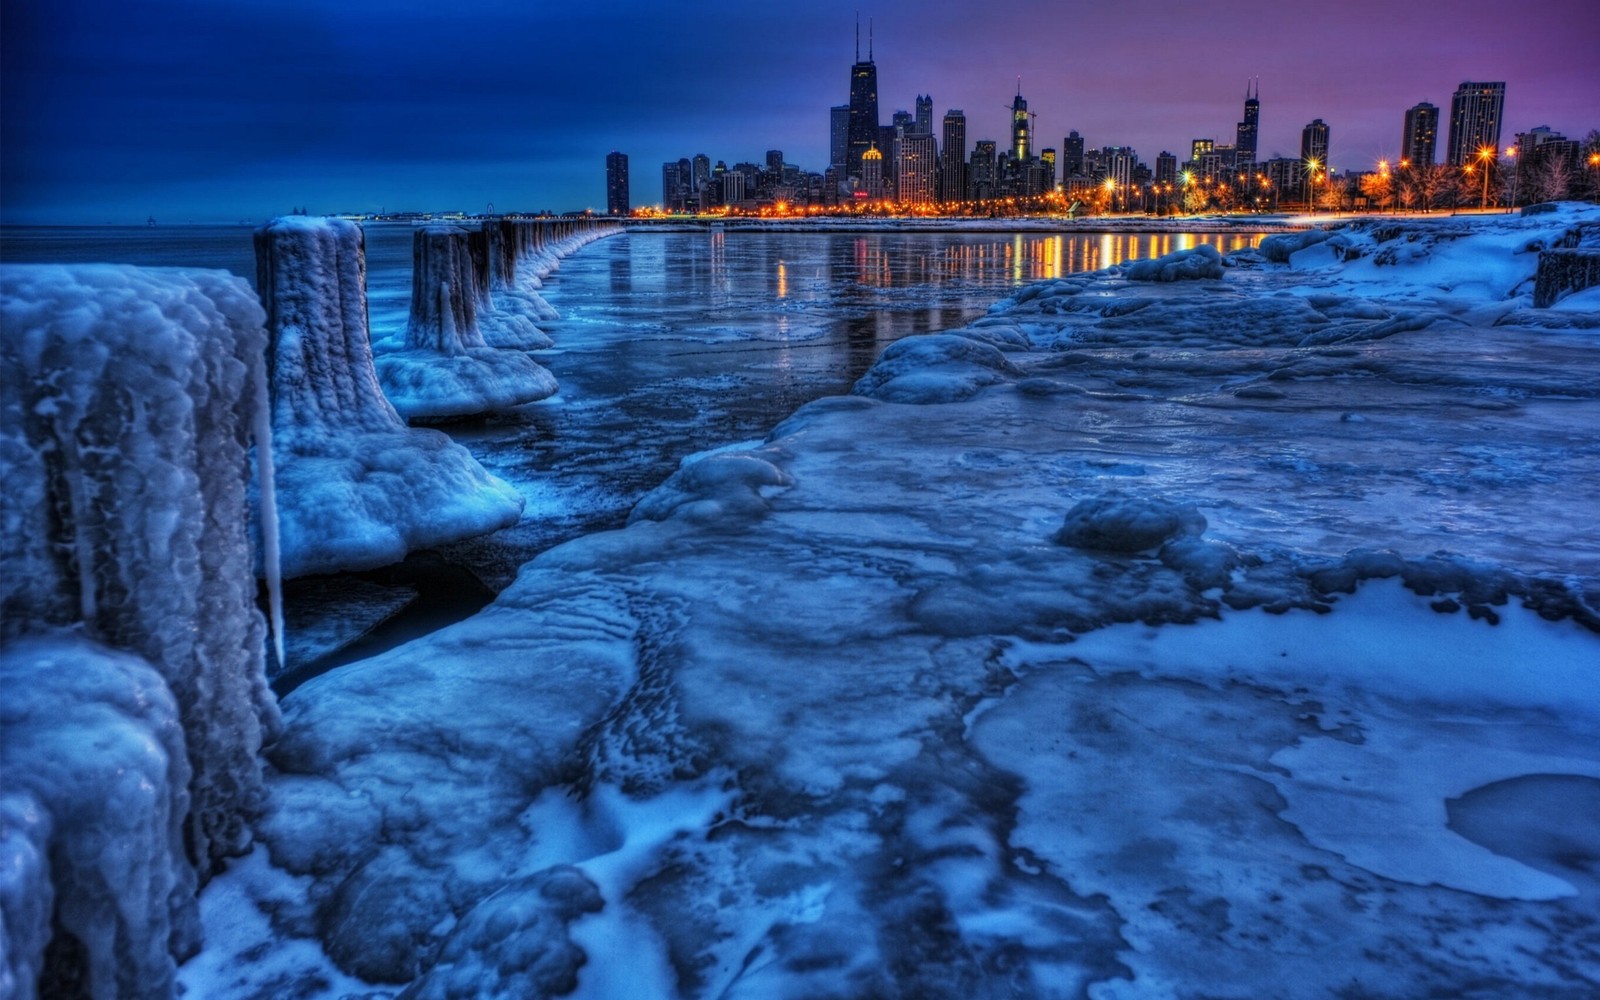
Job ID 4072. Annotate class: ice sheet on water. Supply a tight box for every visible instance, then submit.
[236,210,1598,997]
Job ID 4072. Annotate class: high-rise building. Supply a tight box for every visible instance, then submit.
[861,145,886,199]
[1191,138,1214,163]
[1155,151,1178,186]
[846,19,881,178]
[692,153,711,193]
[941,109,967,204]
[970,140,997,201]
[1011,84,1031,162]
[661,161,685,211]
[1040,148,1057,188]
[1062,131,1085,176]
[766,150,785,177]
[1401,102,1439,167]
[898,132,938,204]
[605,152,630,216]
[915,95,933,136]
[1446,81,1505,166]
[1235,80,1260,162]
[830,105,850,169]
[1301,119,1329,167]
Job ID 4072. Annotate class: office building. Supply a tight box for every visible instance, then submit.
[605,151,629,216]
[1191,138,1214,163]
[1235,80,1260,162]
[970,140,997,201]
[941,110,967,204]
[1447,81,1505,166]
[1401,102,1438,166]
[1301,119,1329,166]
[847,20,881,178]
[1011,85,1031,161]
[1062,131,1085,177]
[830,105,850,169]
[915,95,933,136]
[898,132,938,204]
[861,145,885,198]
[1155,151,1178,187]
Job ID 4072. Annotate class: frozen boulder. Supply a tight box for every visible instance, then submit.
[1258,229,1335,263]
[630,447,793,524]
[1,262,279,873]
[254,217,524,577]
[853,334,1023,404]
[1055,493,1207,553]
[396,867,603,1000]
[1,636,199,1000]
[1122,243,1225,281]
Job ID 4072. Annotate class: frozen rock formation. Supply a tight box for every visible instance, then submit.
[1121,242,1225,281]
[254,217,524,577]
[374,225,559,422]
[1,263,284,996]
[1,637,198,1000]
[0,262,279,872]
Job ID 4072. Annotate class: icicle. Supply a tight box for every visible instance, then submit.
[253,343,286,671]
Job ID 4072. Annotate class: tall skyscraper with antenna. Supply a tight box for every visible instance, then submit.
[1011,82,1030,162]
[1235,80,1260,163]
[846,17,881,179]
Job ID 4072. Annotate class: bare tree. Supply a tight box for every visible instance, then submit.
[1416,163,1452,212]
[1528,156,1574,202]
[1360,172,1393,211]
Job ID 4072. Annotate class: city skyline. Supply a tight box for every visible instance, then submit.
[3,0,1596,223]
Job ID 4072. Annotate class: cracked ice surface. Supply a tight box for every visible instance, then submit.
[215,209,1599,998]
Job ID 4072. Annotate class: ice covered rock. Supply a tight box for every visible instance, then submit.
[1,262,279,874]
[396,866,602,1000]
[1,635,198,1000]
[1055,493,1207,553]
[1121,243,1225,281]
[630,446,794,524]
[254,217,524,577]
[1258,228,1335,263]
[852,333,1022,404]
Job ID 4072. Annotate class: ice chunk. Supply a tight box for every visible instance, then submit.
[852,333,1022,404]
[1,262,279,873]
[254,217,524,577]
[1121,243,1225,281]
[397,866,602,1000]
[1258,228,1334,263]
[1055,493,1206,553]
[0,636,198,1000]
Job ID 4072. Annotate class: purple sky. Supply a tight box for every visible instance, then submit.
[3,0,1595,223]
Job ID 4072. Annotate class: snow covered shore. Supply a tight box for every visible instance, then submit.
[186,207,1600,997]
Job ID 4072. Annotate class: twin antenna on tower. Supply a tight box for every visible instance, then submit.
[856,12,872,62]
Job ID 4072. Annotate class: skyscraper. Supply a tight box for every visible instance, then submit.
[1011,84,1031,162]
[970,140,997,201]
[1235,80,1260,163]
[1301,119,1329,166]
[1446,81,1504,166]
[846,19,880,179]
[897,132,938,204]
[830,105,850,169]
[605,151,629,216]
[1401,102,1439,166]
[861,145,885,199]
[941,109,967,204]
[1062,131,1085,176]
[915,95,933,136]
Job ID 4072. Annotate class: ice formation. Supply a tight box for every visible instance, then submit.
[254,217,524,578]
[1,263,283,996]
[221,208,1600,997]
[374,225,559,421]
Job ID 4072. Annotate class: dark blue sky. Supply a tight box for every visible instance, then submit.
[4,0,1595,223]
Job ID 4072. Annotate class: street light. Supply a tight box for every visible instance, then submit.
[1477,146,1494,210]
[1506,146,1519,213]
[1304,157,1320,213]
